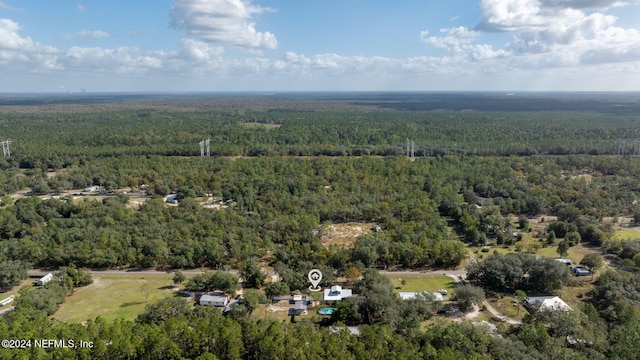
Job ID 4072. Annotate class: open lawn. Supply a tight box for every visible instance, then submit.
[614,227,640,240]
[557,281,593,310]
[474,242,600,265]
[486,296,526,322]
[254,303,321,323]
[0,279,34,307]
[386,274,456,295]
[241,122,282,129]
[54,274,181,323]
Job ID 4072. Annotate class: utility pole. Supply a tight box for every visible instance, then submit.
[199,139,210,157]
[618,138,626,155]
[406,139,415,159]
[0,140,10,157]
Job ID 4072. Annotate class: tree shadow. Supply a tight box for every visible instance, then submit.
[120,301,145,308]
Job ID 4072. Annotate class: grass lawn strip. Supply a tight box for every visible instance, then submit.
[54,274,178,323]
[386,274,456,295]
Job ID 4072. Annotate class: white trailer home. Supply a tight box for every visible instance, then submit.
[34,273,54,286]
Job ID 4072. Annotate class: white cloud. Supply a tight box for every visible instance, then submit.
[65,46,164,74]
[61,30,111,40]
[473,0,640,66]
[421,27,480,50]
[1,0,639,92]
[0,18,59,69]
[0,1,24,11]
[179,38,224,62]
[416,0,640,83]
[171,0,277,49]
[280,52,401,77]
[421,27,507,62]
[538,0,635,9]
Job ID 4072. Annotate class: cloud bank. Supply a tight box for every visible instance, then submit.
[0,0,639,91]
[170,0,277,49]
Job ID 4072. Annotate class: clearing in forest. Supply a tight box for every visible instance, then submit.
[320,222,376,249]
[386,274,456,295]
[54,274,178,323]
[241,122,282,129]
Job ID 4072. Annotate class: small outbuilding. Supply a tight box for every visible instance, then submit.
[0,295,15,306]
[199,292,230,307]
[525,296,572,312]
[555,258,573,266]
[163,194,178,203]
[34,273,54,286]
[571,266,590,276]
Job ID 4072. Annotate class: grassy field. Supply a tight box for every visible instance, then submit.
[614,227,640,240]
[386,274,456,295]
[0,279,34,308]
[486,295,527,322]
[256,304,293,322]
[557,281,593,310]
[241,122,282,129]
[475,241,599,265]
[54,274,182,323]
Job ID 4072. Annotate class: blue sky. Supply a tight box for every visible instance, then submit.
[1,0,639,92]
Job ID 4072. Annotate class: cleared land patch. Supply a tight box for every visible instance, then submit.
[321,222,375,249]
[386,274,456,295]
[54,274,178,323]
[241,122,282,129]
[615,226,640,240]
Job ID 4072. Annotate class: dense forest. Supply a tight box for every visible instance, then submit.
[0,92,639,171]
[2,92,640,359]
[2,154,640,273]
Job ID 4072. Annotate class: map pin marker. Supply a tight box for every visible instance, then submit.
[308,269,323,291]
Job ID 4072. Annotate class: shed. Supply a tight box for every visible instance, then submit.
[163,194,178,203]
[0,295,15,306]
[199,292,230,307]
[571,266,590,276]
[35,273,53,286]
[525,296,572,312]
[554,258,572,266]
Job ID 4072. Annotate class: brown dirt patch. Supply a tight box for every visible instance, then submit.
[320,222,376,249]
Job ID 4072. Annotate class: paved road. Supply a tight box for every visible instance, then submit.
[29,267,467,277]
[28,269,211,276]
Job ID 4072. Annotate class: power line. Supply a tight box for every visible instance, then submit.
[406,138,415,159]
[0,140,10,157]
[618,138,626,155]
[199,138,210,157]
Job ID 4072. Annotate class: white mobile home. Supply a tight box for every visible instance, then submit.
[0,295,15,306]
[34,273,54,286]
[199,292,230,307]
